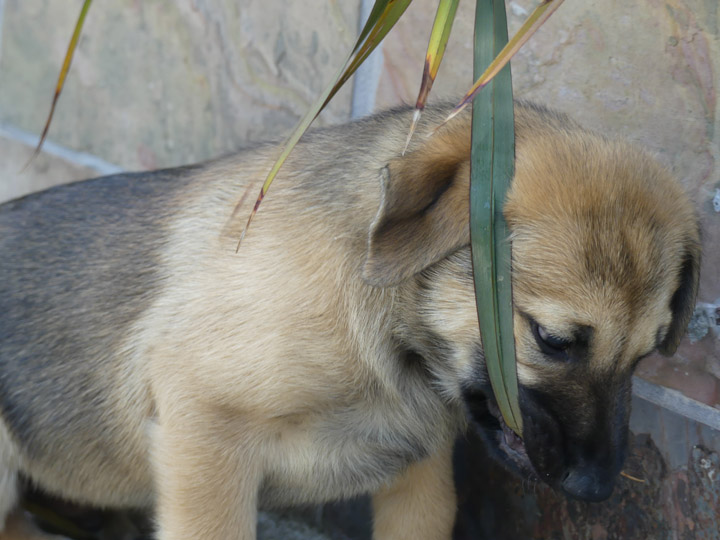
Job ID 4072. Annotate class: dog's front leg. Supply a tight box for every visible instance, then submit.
[152,411,262,540]
[371,441,456,540]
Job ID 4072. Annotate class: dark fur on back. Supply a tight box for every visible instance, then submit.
[0,170,194,457]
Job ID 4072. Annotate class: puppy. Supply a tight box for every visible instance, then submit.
[0,102,699,539]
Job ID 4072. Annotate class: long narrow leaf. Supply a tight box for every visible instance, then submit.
[238,0,412,247]
[403,0,460,153]
[444,0,563,126]
[25,0,93,168]
[470,0,522,435]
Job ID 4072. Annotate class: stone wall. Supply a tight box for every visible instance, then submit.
[0,0,359,184]
[1,0,718,423]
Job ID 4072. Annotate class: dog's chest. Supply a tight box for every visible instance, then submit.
[259,389,459,507]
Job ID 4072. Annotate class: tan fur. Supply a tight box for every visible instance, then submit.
[507,107,699,376]
[372,441,456,540]
[0,102,699,538]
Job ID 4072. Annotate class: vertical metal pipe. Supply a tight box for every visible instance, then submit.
[350,0,384,119]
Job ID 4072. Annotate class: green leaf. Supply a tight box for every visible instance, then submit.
[470,0,522,435]
[403,0,460,152]
[237,0,412,248]
[25,0,93,169]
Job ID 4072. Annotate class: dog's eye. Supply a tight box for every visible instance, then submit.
[531,320,571,357]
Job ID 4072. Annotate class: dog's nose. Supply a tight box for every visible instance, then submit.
[561,467,615,502]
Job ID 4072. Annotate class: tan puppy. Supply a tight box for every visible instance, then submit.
[0,102,699,539]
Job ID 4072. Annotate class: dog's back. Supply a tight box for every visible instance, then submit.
[0,170,199,507]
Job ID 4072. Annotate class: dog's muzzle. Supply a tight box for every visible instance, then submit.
[464,383,629,503]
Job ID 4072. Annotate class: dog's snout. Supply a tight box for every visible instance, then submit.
[561,466,615,502]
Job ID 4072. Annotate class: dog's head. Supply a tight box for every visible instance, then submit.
[361,104,700,502]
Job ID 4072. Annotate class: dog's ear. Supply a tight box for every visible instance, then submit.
[362,138,471,287]
[659,234,701,356]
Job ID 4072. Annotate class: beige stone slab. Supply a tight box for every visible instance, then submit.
[375,0,718,211]
[0,0,359,170]
[377,1,718,178]
[0,134,98,203]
